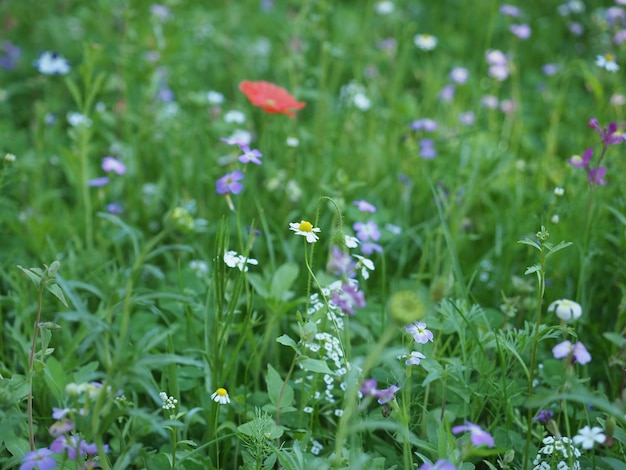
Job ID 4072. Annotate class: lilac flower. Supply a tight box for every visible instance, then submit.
[327,246,356,277]
[49,418,74,436]
[220,136,245,146]
[449,67,469,84]
[499,4,520,17]
[588,167,607,186]
[552,340,591,365]
[533,409,554,424]
[542,63,560,76]
[486,50,509,81]
[353,220,381,242]
[237,143,263,165]
[438,84,455,101]
[0,41,21,70]
[452,421,495,448]
[375,384,400,404]
[52,407,72,420]
[106,202,124,214]
[458,111,475,126]
[353,199,377,212]
[398,350,426,366]
[510,24,531,39]
[331,281,366,315]
[150,4,171,21]
[216,171,244,195]
[481,95,499,109]
[102,156,126,175]
[87,177,110,187]
[34,51,70,75]
[419,460,457,470]
[419,139,437,159]
[361,241,383,255]
[360,378,378,397]
[410,118,438,132]
[157,87,174,102]
[20,448,57,470]
[587,118,625,146]
[405,321,433,344]
[567,148,593,168]
[614,29,626,45]
[51,434,82,460]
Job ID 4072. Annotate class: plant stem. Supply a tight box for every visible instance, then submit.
[27,282,45,451]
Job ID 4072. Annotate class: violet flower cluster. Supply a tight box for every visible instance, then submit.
[567,117,624,187]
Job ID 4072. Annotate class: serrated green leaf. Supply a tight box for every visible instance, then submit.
[524,264,541,275]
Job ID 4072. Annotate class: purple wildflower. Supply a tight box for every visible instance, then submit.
[552,340,591,365]
[452,421,495,448]
[353,220,381,242]
[331,281,366,315]
[499,4,520,17]
[20,448,57,470]
[449,67,469,84]
[0,41,21,70]
[237,143,263,165]
[87,177,110,187]
[102,156,126,175]
[361,241,383,255]
[51,434,82,460]
[327,246,355,277]
[588,167,607,186]
[587,118,625,146]
[510,24,531,39]
[49,418,74,437]
[567,148,593,168]
[352,199,377,212]
[360,378,378,397]
[419,460,457,470]
[216,171,244,195]
[542,63,559,76]
[106,202,124,214]
[405,322,433,344]
[410,118,438,132]
[533,409,554,424]
[419,139,437,159]
[375,385,400,404]
[438,84,455,101]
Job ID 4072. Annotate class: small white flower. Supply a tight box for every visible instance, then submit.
[211,387,230,404]
[4,153,16,163]
[289,220,321,243]
[374,1,394,15]
[413,34,437,50]
[207,90,224,104]
[34,51,71,75]
[225,129,252,145]
[303,406,314,413]
[548,299,582,322]
[223,110,246,124]
[223,250,258,272]
[345,235,360,248]
[286,136,300,147]
[353,92,371,111]
[596,54,619,72]
[189,260,209,277]
[573,425,606,449]
[551,214,560,224]
[67,112,92,127]
[353,254,375,279]
[554,187,564,196]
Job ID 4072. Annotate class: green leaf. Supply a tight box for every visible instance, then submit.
[298,358,335,375]
[45,283,69,307]
[270,263,299,300]
[524,264,541,275]
[604,332,626,348]
[43,356,67,402]
[517,239,540,251]
[276,334,300,354]
[265,364,293,409]
[16,265,43,288]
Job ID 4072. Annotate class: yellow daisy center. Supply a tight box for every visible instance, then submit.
[216,387,228,396]
[299,221,313,232]
[605,54,614,62]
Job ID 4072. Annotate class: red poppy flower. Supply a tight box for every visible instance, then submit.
[239,80,306,118]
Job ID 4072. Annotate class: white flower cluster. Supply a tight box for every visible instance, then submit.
[159,392,178,410]
[532,436,581,470]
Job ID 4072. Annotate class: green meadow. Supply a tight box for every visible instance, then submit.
[1,0,626,468]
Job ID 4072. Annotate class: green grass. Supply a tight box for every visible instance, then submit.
[1,0,626,469]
